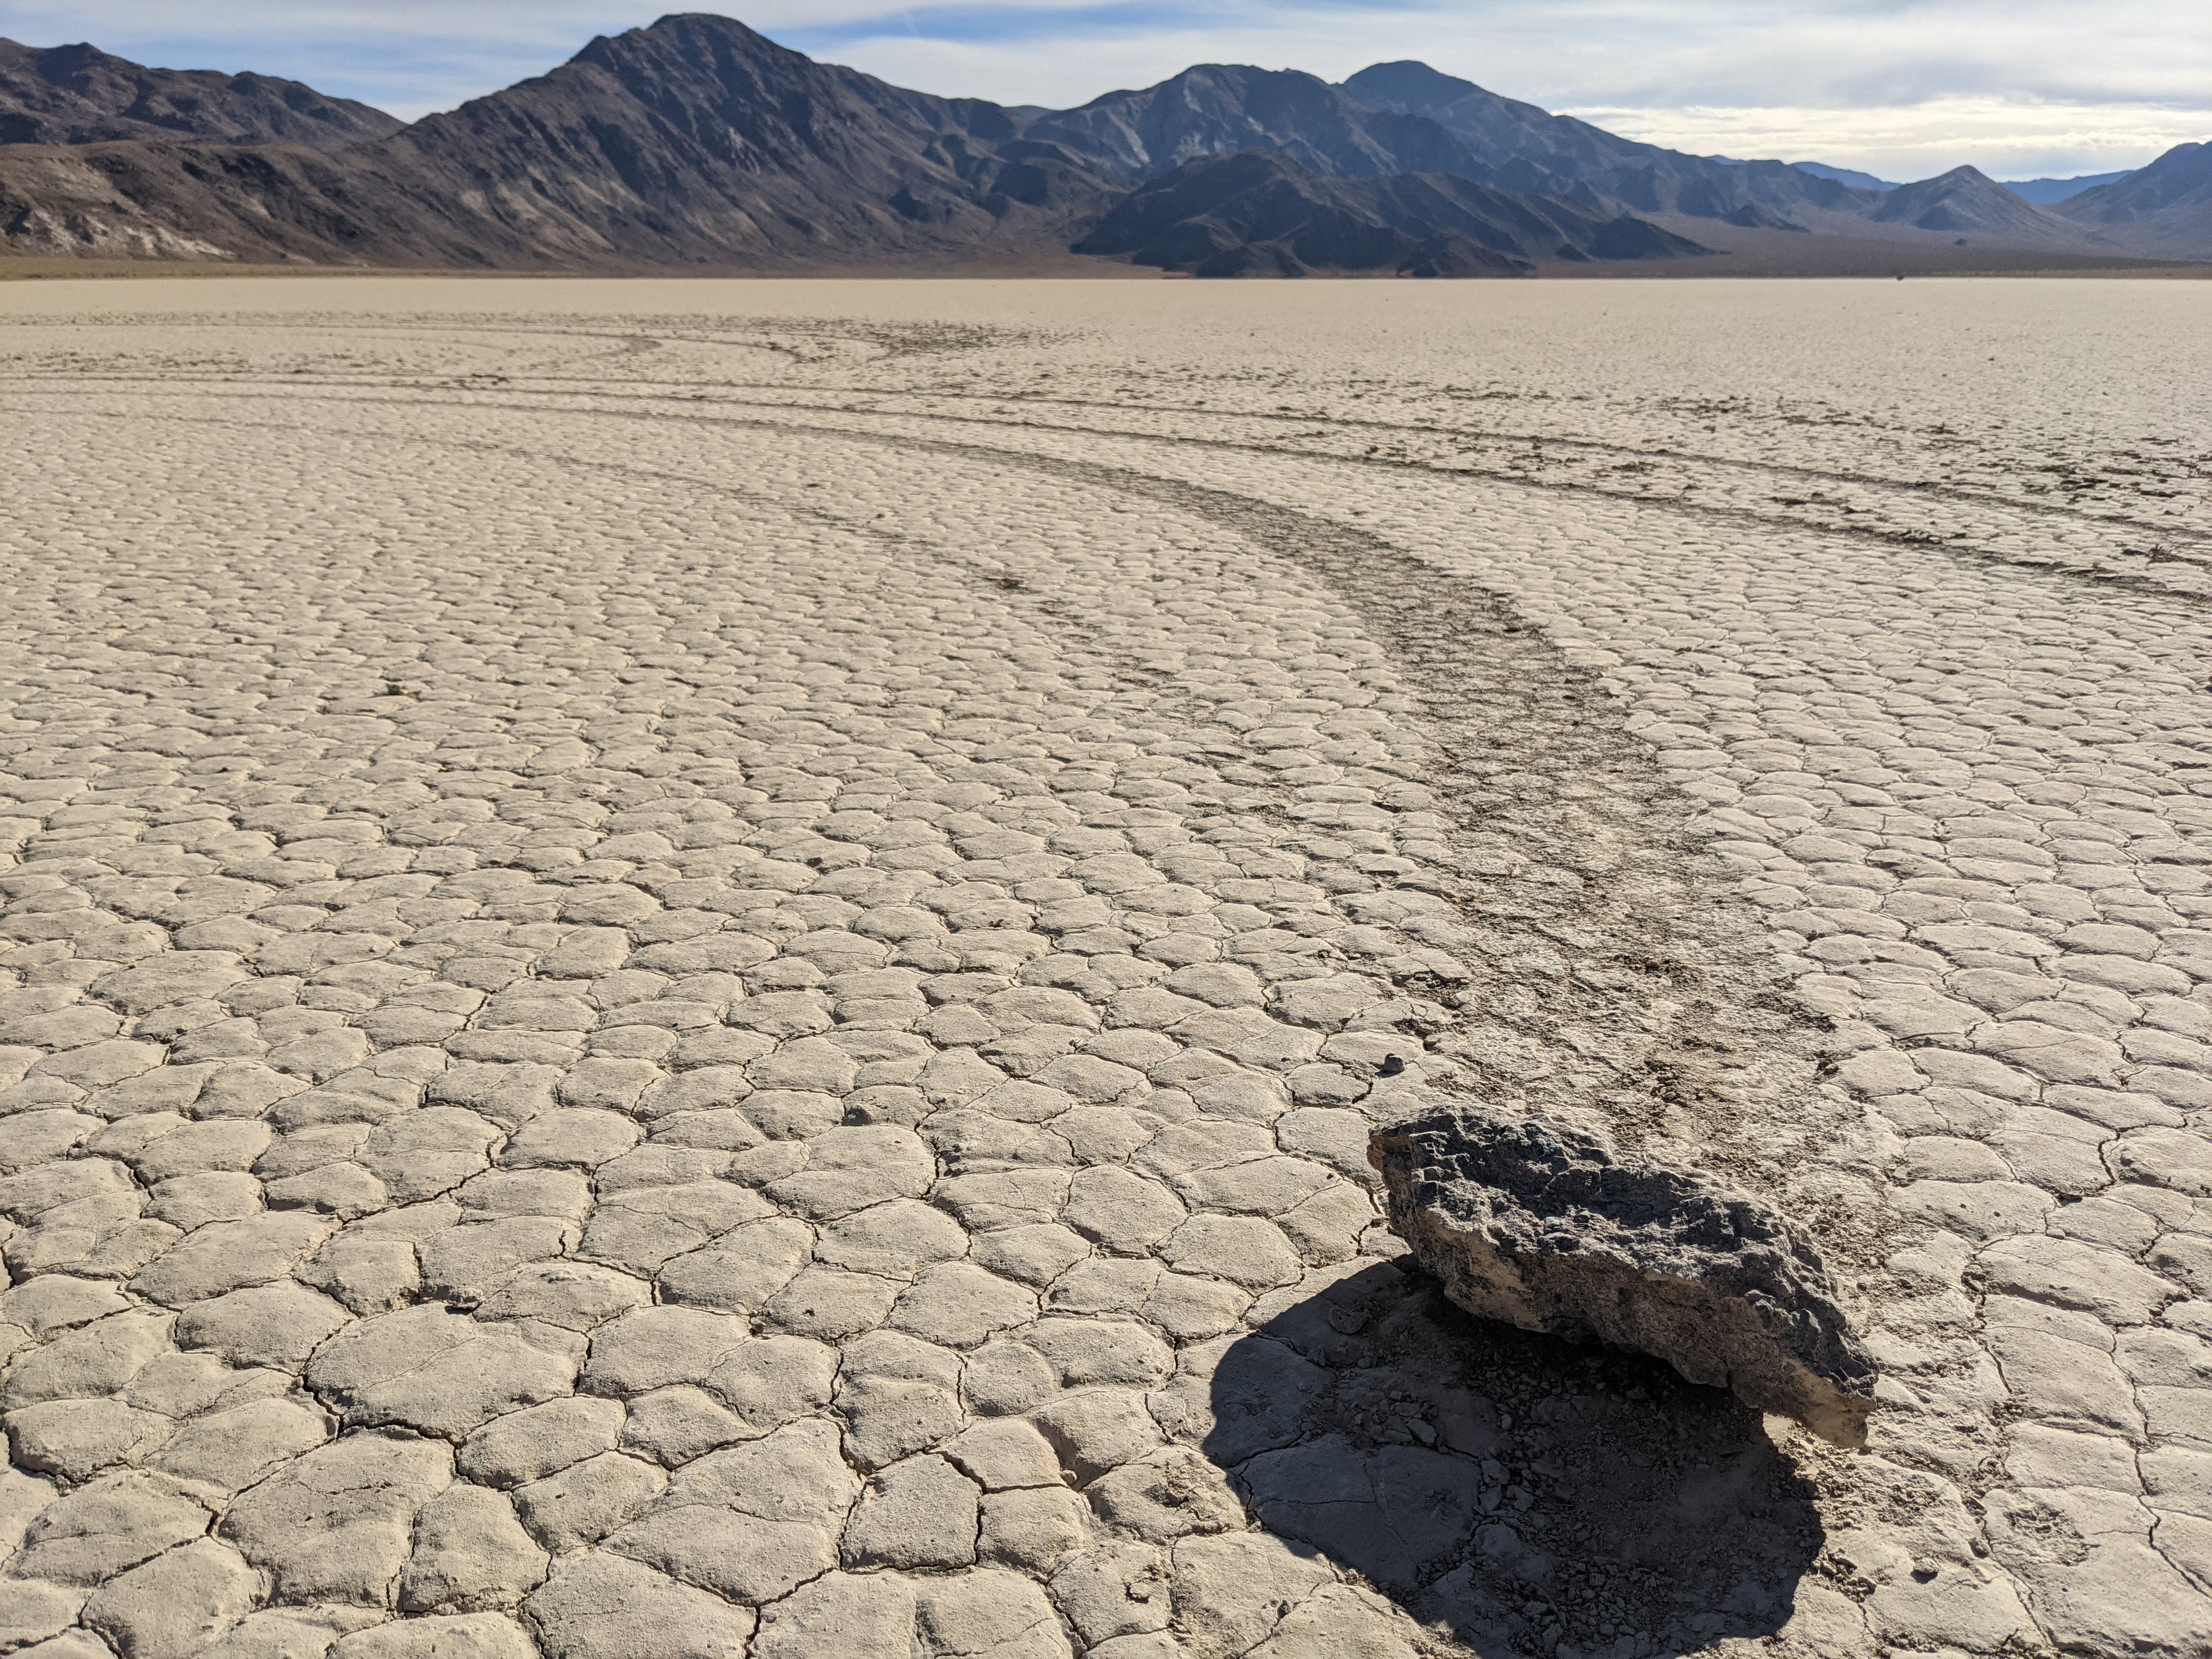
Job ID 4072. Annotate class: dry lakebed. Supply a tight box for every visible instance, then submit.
[1,275,2209,1659]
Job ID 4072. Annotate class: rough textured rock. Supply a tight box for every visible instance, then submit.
[1370,1102,1877,1444]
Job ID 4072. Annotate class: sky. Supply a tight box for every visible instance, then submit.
[2,1,2205,183]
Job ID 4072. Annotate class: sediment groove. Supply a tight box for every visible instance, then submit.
[850,438,1854,1196]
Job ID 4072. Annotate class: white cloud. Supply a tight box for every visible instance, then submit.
[2,1,2204,176]
[1570,100,2212,183]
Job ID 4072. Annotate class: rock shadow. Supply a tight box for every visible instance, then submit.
[1205,1260,1826,1658]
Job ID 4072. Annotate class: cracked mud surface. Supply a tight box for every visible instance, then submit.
[1,276,2209,1659]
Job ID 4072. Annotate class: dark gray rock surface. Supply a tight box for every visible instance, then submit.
[1370,1102,1877,1445]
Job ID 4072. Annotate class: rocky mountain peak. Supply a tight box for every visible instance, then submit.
[1869,164,2080,238]
[1340,59,1517,115]
[0,34,402,151]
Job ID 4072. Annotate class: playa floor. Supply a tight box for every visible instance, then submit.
[2,276,2210,1658]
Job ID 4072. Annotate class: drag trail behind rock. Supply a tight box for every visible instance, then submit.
[1,275,2209,1659]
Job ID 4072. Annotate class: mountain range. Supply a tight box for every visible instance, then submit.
[1,14,2205,276]
[1782,161,2131,203]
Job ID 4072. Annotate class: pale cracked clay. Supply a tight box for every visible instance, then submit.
[1371,1103,1879,1445]
[6,280,2211,1658]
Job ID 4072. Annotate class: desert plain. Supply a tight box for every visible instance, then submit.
[1,275,2210,1659]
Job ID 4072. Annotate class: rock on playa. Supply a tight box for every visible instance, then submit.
[1370,1103,1877,1445]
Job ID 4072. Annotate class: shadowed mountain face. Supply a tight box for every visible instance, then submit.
[1021,63,1496,184]
[1336,59,1865,225]
[361,13,1117,266]
[2057,141,2212,256]
[1076,148,1708,277]
[1341,60,1652,179]
[0,38,400,151]
[1868,165,2085,242]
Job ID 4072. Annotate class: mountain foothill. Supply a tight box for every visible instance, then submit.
[0,13,2203,276]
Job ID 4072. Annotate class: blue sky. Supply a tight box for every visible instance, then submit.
[2,1,2204,181]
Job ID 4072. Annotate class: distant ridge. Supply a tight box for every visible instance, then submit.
[1335,60,1866,224]
[1074,148,1710,276]
[1869,165,2089,244]
[1705,162,2143,206]
[1789,161,1896,192]
[1022,64,1499,185]
[2055,141,2212,257]
[2002,169,2130,204]
[0,37,399,151]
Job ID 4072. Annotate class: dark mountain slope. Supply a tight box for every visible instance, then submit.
[1340,60,1649,177]
[0,140,382,262]
[1,13,1119,267]
[1336,59,1864,224]
[0,38,400,151]
[1021,64,1498,185]
[2056,142,2212,256]
[355,12,1115,265]
[1868,165,2089,243]
[1075,148,1709,276]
